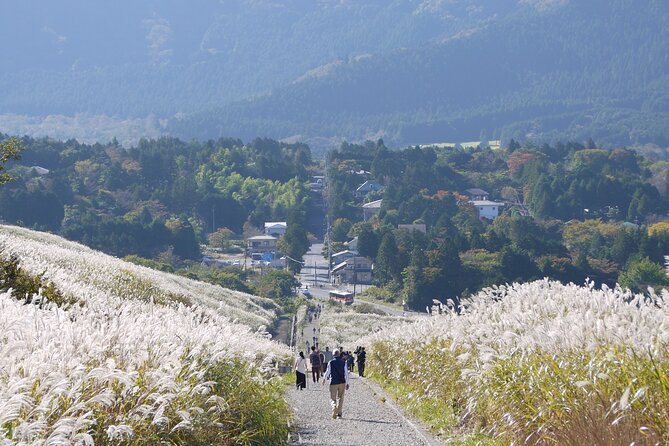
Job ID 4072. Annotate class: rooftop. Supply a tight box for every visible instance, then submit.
[362,199,383,209]
[464,188,489,195]
[247,235,278,241]
[470,200,505,206]
[264,222,287,228]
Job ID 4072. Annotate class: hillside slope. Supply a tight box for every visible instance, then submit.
[0,225,293,444]
[0,225,279,329]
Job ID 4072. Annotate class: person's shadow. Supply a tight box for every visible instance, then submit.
[344,418,398,425]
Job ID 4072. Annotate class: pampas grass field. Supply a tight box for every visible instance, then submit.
[0,225,292,445]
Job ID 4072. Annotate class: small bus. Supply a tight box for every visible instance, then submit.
[329,290,354,305]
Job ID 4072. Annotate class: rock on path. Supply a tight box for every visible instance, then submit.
[286,373,434,446]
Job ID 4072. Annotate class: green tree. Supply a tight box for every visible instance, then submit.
[255,270,299,300]
[0,137,23,185]
[330,218,353,243]
[208,227,235,250]
[279,211,309,274]
[356,224,379,259]
[375,231,400,285]
[500,246,540,283]
[402,244,428,311]
[618,257,669,292]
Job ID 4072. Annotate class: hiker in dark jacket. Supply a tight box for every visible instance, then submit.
[323,349,350,419]
[356,347,367,377]
[309,346,322,383]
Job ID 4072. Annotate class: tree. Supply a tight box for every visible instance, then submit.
[255,269,299,301]
[279,227,309,274]
[618,257,669,292]
[0,137,23,185]
[432,238,463,300]
[402,244,428,311]
[500,246,539,283]
[356,224,379,259]
[330,218,353,243]
[375,232,400,285]
[208,227,235,250]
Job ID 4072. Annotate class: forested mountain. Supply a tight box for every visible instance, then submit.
[0,0,511,117]
[170,0,669,151]
[1,1,669,151]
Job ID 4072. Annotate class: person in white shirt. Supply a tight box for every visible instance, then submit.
[295,351,307,390]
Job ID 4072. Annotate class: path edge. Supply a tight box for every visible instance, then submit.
[357,375,444,446]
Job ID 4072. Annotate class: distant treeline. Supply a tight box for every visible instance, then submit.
[326,139,669,309]
[0,134,312,260]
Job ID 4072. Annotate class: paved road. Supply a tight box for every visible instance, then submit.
[298,242,414,317]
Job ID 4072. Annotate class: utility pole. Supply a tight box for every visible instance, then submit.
[327,214,332,284]
[212,205,215,232]
[324,152,332,284]
[352,260,357,297]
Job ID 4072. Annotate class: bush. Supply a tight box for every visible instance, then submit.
[0,253,69,305]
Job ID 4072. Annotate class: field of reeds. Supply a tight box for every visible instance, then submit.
[316,303,417,350]
[0,225,293,445]
[361,280,669,445]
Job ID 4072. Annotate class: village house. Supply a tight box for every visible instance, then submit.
[331,256,372,285]
[331,250,358,266]
[31,166,50,176]
[247,235,278,253]
[463,188,489,201]
[355,180,384,198]
[362,199,383,221]
[264,222,287,237]
[310,175,325,191]
[471,200,505,220]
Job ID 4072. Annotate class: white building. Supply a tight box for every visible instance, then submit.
[471,200,505,220]
[264,222,287,237]
[362,199,383,221]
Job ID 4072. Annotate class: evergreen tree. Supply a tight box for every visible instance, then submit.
[402,244,428,311]
[357,224,379,259]
[375,231,400,285]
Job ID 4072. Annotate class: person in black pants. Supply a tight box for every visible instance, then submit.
[309,346,321,382]
[356,347,367,377]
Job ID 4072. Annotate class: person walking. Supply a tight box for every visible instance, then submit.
[323,346,333,365]
[346,351,354,372]
[356,347,367,377]
[323,349,350,419]
[319,349,326,379]
[309,346,322,383]
[295,351,307,390]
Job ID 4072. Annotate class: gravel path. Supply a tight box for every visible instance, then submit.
[287,305,440,446]
[286,374,435,446]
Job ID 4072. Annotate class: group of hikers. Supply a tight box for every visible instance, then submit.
[294,344,367,419]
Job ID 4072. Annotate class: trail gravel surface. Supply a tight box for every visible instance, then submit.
[286,374,436,446]
[287,298,440,446]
